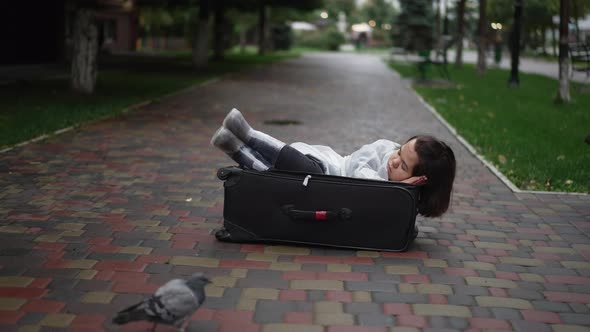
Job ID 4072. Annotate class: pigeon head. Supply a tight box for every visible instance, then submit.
[186,273,211,291]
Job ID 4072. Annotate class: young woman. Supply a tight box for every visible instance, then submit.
[212,109,456,218]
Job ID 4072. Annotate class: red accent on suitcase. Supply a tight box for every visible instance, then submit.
[316,211,327,220]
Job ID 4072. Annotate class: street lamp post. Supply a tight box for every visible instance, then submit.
[491,22,503,66]
[508,0,523,87]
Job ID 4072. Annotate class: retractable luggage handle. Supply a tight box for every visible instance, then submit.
[282,204,352,222]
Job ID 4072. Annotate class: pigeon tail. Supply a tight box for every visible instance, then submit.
[112,304,151,325]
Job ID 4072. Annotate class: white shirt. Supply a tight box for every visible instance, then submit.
[290,139,399,181]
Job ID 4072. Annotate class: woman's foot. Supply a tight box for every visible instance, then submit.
[211,126,270,171]
[223,108,252,143]
[223,108,285,164]
[211,126,242,154]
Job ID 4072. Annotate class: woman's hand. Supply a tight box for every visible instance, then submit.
[401,175,428,186]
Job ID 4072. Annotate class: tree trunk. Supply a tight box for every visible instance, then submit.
[258,4,267,55]
[240,30,247,54]
[192,0,210,68]
[57,1,68,64]
[435,0,441,48]
[551,25,557,56]
[266,7,273,52]
[541,28,546,54]
[556,0,570,103]
[455,0,466,67]
[443,0,449,35]
[212,3,225,61]
[508,0,523,87]
[71,8,98,94]
[129,11,139,51]
[477,0,487,75]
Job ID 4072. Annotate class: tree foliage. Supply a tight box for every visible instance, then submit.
[139,7,176,36]
[476,0,487,75]
[397,0,435,51]
[357,0,397,27]
[488,0,590,51]
[324,0,356,20]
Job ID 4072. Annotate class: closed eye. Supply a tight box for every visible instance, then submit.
[398,146,408,171]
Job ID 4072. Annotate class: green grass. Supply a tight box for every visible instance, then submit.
[389,61,590,193]
[0,48,300,149]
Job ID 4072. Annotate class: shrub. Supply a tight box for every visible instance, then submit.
[397,0,435,52]
[295,27,346,51]
[272,24,293,50]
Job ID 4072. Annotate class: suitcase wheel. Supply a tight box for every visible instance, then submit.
[217,167,242,180]
[215,226,257,243]
[217,168,231,180]
[215,228,233,241]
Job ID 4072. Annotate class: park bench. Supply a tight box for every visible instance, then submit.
[389,37,454,81]
[568,43,590,79]
[422,47,451,80]
[389,47,409,61]
[415,38,454,81]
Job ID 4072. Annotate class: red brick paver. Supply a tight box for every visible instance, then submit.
[0,53,588,331]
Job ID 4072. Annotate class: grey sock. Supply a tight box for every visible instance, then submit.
[211,126,242,154]
[223,108,285,164]
[211,126,270,171]
[223,108,252,143]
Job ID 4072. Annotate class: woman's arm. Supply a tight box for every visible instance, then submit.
[346,140,399,181]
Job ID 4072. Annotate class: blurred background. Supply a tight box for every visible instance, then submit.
[2,0,588,68]
[0,1,588,194]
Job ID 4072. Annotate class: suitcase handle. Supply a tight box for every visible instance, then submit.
[282,205,352,222]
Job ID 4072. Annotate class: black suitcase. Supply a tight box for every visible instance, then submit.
[214,166,420,252]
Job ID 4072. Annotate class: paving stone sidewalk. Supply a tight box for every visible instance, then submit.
[0,53,589,332]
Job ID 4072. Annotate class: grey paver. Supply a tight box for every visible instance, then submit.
[471,306,493,318]
[18,312,46,325]
[254,300,300,323]
[144,263,173,274]
[430,316,451,329]
[508,288,545,300]
[372,292,427,303]
[448,317,469,329]
[186,320,221,332]
[356,313,395,326]
[86,253,137,261]
[205,287,241,309]
[491,308,522,320]
[345,302,381,314]
[511,320,552,332]
[0,52,588,332]
[452,285,488,296]
[447,294,476,306]
[47,278,81,290]
[345,281,398,292]
[543,283,571,292]
[569,303,590,314]
[424,328,460,332]
[532,301,573,313]
[559,313,590,326]
[307,290,325,301]
[570,285,590,293]
[237,278,289,289]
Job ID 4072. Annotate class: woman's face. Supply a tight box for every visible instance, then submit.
[387,138,420,181]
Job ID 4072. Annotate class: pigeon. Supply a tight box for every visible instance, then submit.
[112,273,211,331]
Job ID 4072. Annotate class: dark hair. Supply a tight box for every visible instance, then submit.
[408,135,456,218]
